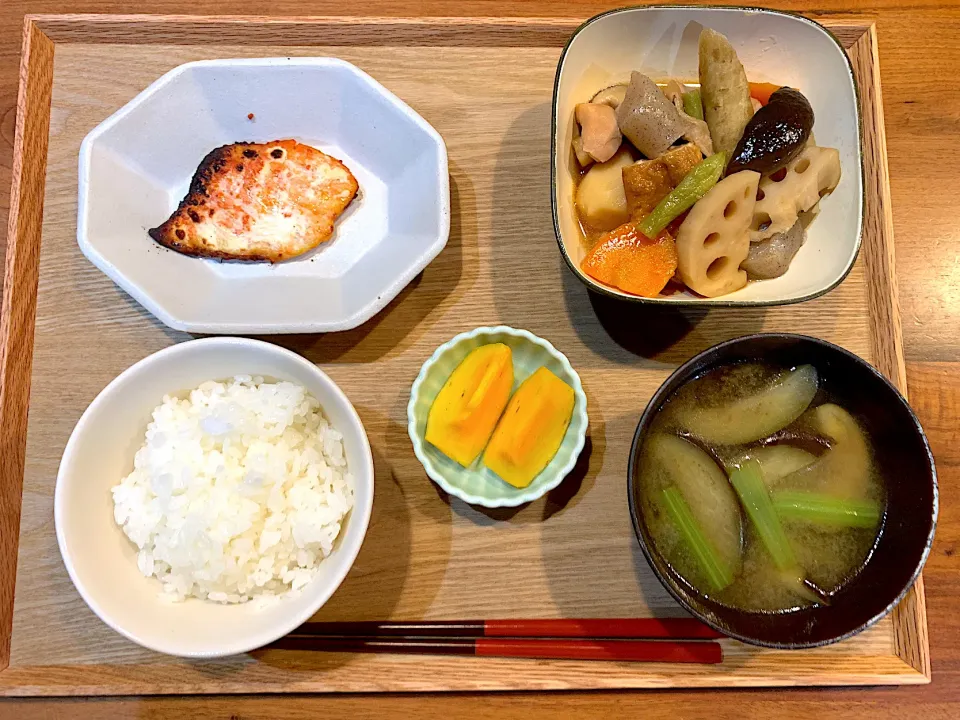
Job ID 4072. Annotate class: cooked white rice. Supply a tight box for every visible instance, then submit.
[112,376,353,604]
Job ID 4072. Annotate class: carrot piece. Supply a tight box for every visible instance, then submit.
[581,223,678,297]
[748,82,782,106]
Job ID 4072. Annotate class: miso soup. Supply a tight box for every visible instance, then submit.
[637,362,885,612]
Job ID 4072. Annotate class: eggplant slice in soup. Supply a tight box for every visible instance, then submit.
[644,434,744,585]
[675,364,819,445]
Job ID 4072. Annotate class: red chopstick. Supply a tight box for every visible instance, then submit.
[271,636,722,664]
[295,617,723,640]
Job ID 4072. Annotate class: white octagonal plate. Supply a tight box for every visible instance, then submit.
[78,57,450,334]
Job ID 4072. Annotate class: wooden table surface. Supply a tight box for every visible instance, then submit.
[1,1,957,717]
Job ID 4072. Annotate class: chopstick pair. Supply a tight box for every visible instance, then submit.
[270,618,724,664]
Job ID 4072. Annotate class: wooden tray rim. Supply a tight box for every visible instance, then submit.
[0,13,928,695]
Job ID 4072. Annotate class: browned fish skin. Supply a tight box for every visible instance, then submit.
[148,139,359,263]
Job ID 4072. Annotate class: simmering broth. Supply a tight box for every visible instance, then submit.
[637,362,885,613]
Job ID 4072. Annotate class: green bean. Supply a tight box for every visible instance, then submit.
[637,152,726,238]
[772,492,882,529]
[683,88,704,121]
[662,486,734,591]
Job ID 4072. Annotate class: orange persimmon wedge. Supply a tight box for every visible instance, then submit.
[580,223,678,297]
[483,367,575,488]
[425,344,513,467]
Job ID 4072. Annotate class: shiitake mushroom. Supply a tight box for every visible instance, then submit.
[726,88,814,176]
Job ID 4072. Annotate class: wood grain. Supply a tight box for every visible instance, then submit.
[847,25,928,677]
[7,686,960,720]
[0,15,927,696]
[849,25,908,394]
[30,13,581,45]
[0,2,957,719]
[0,17,51,673]
[0,0,960,720]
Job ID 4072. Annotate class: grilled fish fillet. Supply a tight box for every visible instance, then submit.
[148,140,359,262]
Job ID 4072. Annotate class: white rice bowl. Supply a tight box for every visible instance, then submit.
[112,375,354,604]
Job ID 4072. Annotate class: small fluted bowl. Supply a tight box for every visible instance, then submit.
[408,326,588,508]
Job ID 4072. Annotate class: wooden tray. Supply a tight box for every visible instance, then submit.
[0,14,928,695]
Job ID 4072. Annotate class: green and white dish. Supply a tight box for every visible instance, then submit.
[407,326,588,508]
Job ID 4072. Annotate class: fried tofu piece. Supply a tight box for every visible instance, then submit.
[622,144,702,219]
[661,143,703,183]
[148,140,358,262]
[622,161,673,220]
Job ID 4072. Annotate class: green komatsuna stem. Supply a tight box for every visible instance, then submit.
[662,486,733,591]
[729,460,796,571]
[772,492,882,529]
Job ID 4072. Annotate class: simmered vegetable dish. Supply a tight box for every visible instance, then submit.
[572,28,842,298]
[636,363,885,612]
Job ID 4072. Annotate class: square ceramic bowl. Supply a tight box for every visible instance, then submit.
[552,7,863,306]
[79,57,450,334]
[408,327,588,508]
[55,337,374,657]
